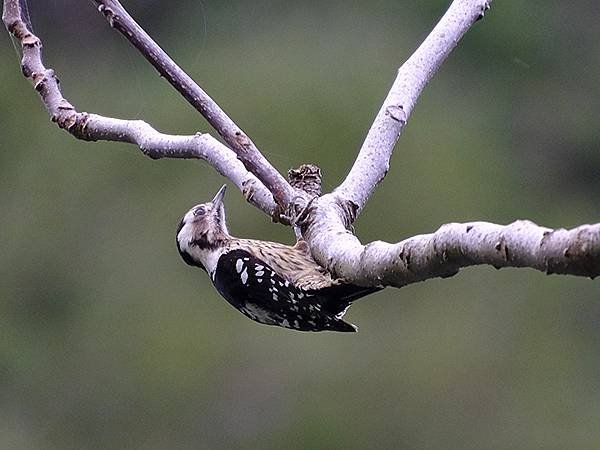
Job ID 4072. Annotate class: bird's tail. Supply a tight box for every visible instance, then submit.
[328,319,358,333]
[320,284,382,317]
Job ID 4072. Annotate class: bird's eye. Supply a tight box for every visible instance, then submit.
[194,206,206,217]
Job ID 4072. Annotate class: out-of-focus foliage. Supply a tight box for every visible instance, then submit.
[1,1,599,448]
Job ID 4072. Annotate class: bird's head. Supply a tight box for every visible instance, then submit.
[176,185,230,270]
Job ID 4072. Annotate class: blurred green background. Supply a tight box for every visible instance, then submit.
[1,0,599,448]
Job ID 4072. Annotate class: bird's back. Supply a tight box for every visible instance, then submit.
[227,238,339,291]
[212,245,379,332]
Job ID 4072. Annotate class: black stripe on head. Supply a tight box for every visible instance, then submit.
[190,233,222,251]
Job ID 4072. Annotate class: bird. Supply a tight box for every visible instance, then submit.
[175,185,381,332]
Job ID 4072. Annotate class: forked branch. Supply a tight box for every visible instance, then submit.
[91,0,297,209]
[4,0,599,289]
[2,0,279,217]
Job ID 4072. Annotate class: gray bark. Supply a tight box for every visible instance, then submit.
[4,0,599,288]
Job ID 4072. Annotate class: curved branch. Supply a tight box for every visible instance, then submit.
[336,0,492,216]
[303,196,600,287]
[82,115,279,216]
[5,0,598,289]
[91,0,296,208]
[2,0,278,217]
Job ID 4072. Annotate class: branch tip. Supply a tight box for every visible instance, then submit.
[91,0,294,209]
[337,0,496,217]
[3,0,279,217]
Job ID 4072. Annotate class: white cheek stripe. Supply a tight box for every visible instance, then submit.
[236,259,244,273]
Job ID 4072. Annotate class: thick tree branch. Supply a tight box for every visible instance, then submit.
[90,0,297,209]
[5,0,598,290]
[2,0,278,217]
[303,197,600,287]
[336,0,492,216]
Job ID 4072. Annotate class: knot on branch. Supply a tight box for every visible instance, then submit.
[52,110,95,141]
[541,225,600,278]
[288,164,322,197]
[282,164,323,228]
[97,3,118,27]
[477,2,492,21]
[385,104,406,124]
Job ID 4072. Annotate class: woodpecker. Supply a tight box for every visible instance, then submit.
[176,185,380,332]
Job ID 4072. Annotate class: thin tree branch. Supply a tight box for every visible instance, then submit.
[90,0,297,209]
[5,0,598,288]
[303,197,600,287]
[336,0,492,216]
[2,0,278,217]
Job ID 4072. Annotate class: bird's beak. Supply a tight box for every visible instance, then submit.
[211,184,227,208]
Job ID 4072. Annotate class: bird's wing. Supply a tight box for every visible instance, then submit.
[212,249,356,332]
[232,239,338,291]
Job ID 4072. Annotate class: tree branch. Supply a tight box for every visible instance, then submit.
[296,0,598,286]
[303,197,600,287]
[336,0,492,216]
[5,0,598,290]
[2,0,278,217]
[90,0,297,209]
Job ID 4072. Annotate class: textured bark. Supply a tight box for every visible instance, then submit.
[288,164,322,198]
[91,0,297,209]
[336,0,492,215]
[2,0,278,218]
[4,0,599,290]
[302,196,600,286]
